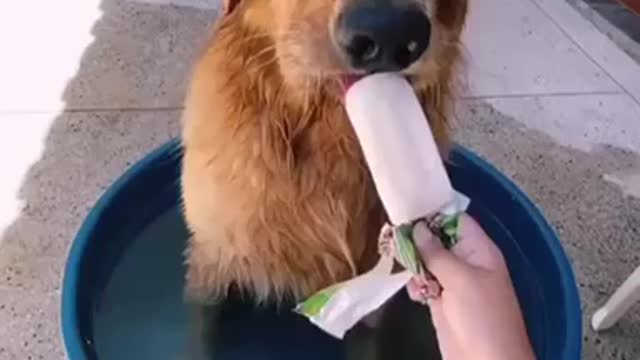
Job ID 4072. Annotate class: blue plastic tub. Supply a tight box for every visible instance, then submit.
[61,139,582,360]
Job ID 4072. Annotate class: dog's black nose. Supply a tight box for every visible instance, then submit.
[335,6,431,72]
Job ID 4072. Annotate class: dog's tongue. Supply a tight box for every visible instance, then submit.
[340,75,364,93]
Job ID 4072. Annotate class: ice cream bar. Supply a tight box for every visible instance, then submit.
[345,73,454,225]
[294,74,470,339]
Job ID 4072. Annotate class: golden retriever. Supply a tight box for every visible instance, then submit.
[181,0,468,305]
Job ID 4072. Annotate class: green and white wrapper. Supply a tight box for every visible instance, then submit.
[295,191,470,339]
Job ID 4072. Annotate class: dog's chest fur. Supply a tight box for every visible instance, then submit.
[181,26,387,303]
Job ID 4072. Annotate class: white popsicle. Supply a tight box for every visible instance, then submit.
[295,74,469,338]
[345,73,454,225]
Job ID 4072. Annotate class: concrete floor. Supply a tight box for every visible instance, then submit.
[0,0,639,359]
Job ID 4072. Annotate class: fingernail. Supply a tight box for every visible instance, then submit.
[412,221,430,240]
[412,221,439,251]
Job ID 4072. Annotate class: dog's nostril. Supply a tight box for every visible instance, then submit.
[335,6,431,73]
[394,40,422,68]
[347,35,381,63]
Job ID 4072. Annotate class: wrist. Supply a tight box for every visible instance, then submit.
[482,337,536,360]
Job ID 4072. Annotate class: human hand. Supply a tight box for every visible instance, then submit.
[407,214,535,360]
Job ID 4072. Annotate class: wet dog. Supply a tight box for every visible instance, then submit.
[181,0,468,305]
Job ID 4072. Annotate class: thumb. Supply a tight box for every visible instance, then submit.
[412,221,464,279]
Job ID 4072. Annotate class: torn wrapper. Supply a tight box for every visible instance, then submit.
[295,191,471,339]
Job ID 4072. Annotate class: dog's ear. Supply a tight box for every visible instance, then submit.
[223,0,241,16]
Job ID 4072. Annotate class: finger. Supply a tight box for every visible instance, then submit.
[412,221,462,278]
[412,220,445,259]
[452,215,506,270]
[407,278,428,305]
[449,214,491,255]
[429,306,460,360]
[406,282,458,358]
[406,275,442,303]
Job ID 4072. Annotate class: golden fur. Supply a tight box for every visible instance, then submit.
[181,0,468,304]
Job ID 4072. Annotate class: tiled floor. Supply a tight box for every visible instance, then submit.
[0,0,639,359]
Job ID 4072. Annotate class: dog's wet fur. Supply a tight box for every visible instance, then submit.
[181,0,468,305]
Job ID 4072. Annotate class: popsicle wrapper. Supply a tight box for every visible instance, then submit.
[294,191,470,339]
